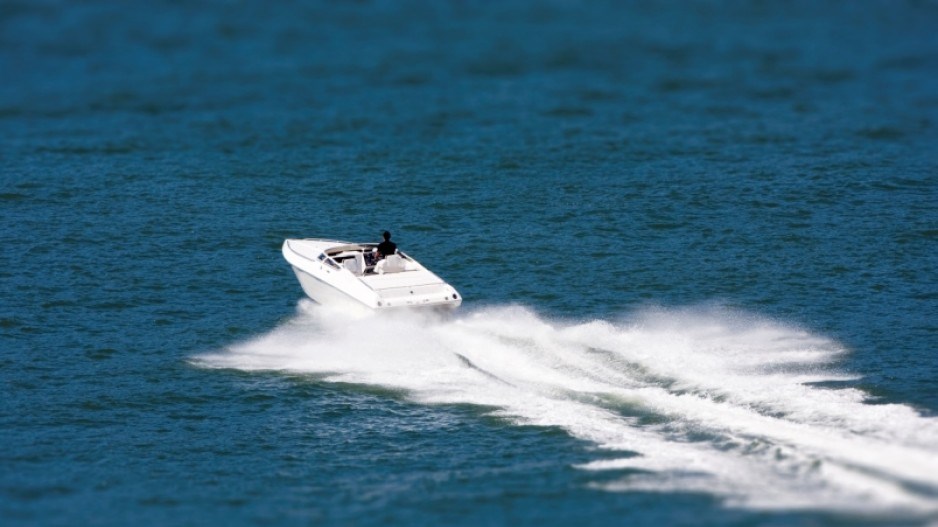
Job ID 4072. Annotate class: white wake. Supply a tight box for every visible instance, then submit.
[194,302,938,517]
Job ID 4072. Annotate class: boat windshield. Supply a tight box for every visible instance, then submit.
[317,252,340,269]
[325,244,375,256]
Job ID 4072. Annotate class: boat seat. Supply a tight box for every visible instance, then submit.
[384,254,405,273]
[377,254,406,274]
[354,252,365,274]
[343,253,365,276]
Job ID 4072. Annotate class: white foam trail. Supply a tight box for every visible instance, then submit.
[194,302,938,517]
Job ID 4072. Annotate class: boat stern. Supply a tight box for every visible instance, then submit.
[373,282,462,310]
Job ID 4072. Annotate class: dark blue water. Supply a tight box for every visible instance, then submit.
[3,1,937,525]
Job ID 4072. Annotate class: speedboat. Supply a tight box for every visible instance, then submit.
[282,238,462,311]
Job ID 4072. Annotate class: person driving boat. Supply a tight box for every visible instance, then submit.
[376,231,397,259]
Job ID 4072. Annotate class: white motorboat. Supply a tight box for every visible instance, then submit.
[282,238,462,311]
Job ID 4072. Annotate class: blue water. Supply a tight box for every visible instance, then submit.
[2,1,937,525]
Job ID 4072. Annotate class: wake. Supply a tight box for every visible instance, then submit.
[194,302,938,516]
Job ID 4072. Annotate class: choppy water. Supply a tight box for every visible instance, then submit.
[2,1,937,525]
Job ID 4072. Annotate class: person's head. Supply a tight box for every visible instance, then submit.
[383,231,391,241]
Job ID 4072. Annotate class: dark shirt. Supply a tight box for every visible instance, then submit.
[377,240,397,257]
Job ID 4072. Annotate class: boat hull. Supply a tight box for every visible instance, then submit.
[291,265,374,312]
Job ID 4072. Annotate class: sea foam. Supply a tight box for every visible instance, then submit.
[194,301,938,515]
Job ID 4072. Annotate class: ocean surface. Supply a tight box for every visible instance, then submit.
[2,1,937,525]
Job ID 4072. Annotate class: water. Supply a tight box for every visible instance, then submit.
[2,0,936,525]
